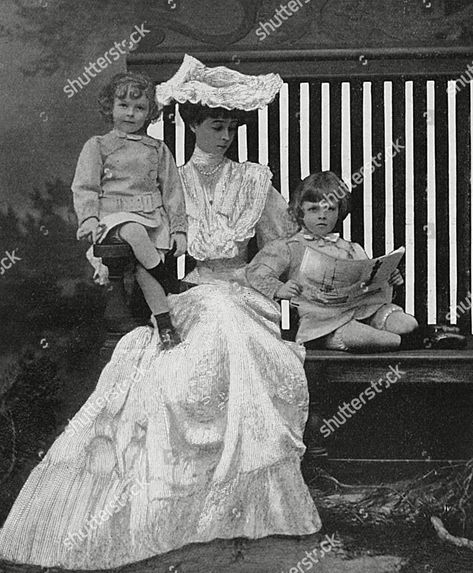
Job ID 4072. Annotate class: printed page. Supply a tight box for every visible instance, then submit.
[297,246,405,306]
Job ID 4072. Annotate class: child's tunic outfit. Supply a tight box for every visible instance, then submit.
[247,230,403,348]
[71,129,186,279]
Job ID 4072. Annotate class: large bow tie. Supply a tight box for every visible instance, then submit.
[114,130,143,141]
[303,232,340,246]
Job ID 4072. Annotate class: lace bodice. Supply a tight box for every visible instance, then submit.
[179,148,296,267]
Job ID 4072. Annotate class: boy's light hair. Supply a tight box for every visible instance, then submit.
[98,72,160,126]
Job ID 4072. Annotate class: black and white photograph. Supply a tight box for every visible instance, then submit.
[1,1,473,571]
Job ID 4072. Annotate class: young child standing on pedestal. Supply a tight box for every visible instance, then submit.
[247,171,419,352]
[72,72,187,349]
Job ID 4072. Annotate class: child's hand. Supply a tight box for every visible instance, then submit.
[276,279,302,300]
[171,232,187,257]
[77,218,104,243]
[388,268,404,287]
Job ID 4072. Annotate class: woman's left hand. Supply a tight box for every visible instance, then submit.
[388,268,404,287]
[171,232,187,257]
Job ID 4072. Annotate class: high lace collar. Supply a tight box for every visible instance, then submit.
[191,146,226,168]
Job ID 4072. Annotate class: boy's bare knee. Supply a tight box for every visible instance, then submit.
[385,312,418,335]
[118,222,148,245]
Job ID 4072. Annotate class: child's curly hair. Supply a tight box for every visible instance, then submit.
[289,171,351,228]
[98,72,160,125]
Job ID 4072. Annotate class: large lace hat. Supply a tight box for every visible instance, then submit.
[155,54,283,112]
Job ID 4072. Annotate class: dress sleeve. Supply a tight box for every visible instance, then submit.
[71,137,102,227]
[255,186,298,248]
[246,239,292,299]
[157,142,187,235]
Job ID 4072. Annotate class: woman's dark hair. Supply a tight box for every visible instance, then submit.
[177,102,248,127]
[98,72,160,125]
[289,171,351,227]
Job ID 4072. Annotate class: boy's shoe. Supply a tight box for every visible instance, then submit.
[423,331,467,350]
[158,325,181,350]
[400,324,467,350]
[421,324,466,349]
[425,324,461,335]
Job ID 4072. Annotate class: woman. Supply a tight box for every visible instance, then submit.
[0,55,321,570]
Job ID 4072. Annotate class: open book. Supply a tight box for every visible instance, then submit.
[297,246,405,307]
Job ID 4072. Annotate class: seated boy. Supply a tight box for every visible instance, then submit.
[247,171,464,351]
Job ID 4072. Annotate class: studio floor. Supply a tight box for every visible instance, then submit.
[1,521,473,573]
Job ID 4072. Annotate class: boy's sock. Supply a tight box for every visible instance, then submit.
[154,311,173,330]
[154,311,181,350]
[145,253,181,295]
[145,263,166,284]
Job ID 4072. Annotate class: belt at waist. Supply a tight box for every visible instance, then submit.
[99,193,162,213]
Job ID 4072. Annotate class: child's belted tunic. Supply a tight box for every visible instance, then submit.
[72,128,186,248]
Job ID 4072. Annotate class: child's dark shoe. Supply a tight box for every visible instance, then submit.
[159,326,181,350]
[425,324,461,335]
[153,311,181,350]
[400,325,467,350]
[423,331,467,350]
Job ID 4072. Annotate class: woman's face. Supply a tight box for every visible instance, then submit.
[191,117,239,156]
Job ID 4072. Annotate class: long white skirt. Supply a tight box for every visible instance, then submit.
[0,282,321,569]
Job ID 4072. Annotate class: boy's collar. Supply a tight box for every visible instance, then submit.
[300,229,340,243]
[111,128,147,141]
[109,128,159,148]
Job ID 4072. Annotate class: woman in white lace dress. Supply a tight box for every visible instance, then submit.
[0,55,321,570]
